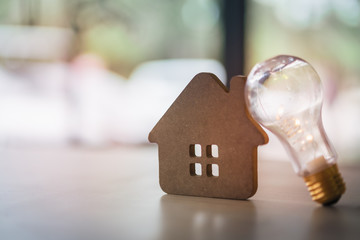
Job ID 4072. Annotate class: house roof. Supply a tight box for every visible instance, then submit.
[148,72,268,146]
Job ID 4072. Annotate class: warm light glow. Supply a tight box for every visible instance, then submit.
[245,55,345,205]
[306,135,314,142]
[245,55,337,176]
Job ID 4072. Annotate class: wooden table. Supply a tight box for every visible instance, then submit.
[0,146,359,240]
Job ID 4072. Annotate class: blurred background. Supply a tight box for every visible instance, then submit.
[0,0,359,163]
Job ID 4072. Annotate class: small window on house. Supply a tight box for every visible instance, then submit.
[206,144,219,158]
[190,163,202,176]
[190,144,202,157]
[207,164,219,177]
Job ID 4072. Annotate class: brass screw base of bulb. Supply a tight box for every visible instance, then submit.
[304,164,346,206]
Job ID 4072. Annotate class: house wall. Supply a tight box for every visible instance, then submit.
[157,133,258,199]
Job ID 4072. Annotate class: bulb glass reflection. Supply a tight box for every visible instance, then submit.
[245,55,336,176]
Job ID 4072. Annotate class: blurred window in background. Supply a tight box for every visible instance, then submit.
[0,0,359,163]
[0,0,225,146]
[246,0,360,163]
[0,0,224,75]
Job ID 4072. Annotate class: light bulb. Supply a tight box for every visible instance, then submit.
[245,55,345,205]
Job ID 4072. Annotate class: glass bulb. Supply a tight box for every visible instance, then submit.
[245,55,345,205]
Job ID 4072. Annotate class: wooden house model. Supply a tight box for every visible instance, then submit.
[149,72,268,199]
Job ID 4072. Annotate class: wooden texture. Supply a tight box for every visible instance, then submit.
[0,147,359,240]
[149,73,268,199]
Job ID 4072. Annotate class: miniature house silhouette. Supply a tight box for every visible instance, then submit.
[149,73,268,199]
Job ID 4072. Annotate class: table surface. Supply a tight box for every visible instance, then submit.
[0,145,359,240]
